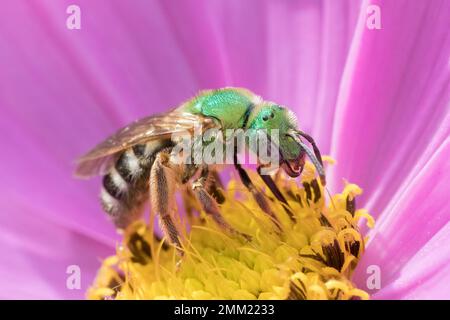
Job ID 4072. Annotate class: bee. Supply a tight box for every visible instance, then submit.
[75,88,325,253]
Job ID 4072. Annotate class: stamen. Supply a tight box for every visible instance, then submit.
[346,196,356,216]
[310,179,321,203]
[127,232,152,265]
[302,182,313,202]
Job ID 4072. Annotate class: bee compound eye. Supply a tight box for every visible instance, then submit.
[262,111,275,122]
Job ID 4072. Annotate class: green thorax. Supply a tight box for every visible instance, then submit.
[179,88,257,129]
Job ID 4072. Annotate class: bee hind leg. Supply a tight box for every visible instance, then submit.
[150,150,184,257]
[192,167,251,242]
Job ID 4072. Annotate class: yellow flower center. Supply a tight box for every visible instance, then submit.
[88,158,374,300]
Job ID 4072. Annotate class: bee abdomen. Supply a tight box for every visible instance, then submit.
[100,141,173,229]
[102,168,128,199]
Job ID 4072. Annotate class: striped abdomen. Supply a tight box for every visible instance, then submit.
[100,140,172,229]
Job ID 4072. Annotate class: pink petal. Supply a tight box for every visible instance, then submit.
[352,138,450,298]
[0,197,111,299]
[263,0,361,153]
[329,0,450,220]
[373,222,450,299]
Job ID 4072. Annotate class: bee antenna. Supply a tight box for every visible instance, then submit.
[296,130,324,167]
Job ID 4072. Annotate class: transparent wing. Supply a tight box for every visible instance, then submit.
[75,111,217,178]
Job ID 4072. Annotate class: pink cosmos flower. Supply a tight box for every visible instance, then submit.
[0,0,448,299]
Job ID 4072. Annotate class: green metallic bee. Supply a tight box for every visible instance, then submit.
[76,87,325,252]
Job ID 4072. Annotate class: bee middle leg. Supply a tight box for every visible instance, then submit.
[207,169,226,204]
[181,168,225,220]
[192,167,251,241]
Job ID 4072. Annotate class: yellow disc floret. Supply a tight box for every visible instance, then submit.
[88,159,372,300]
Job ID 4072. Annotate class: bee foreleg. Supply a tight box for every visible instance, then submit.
[150,151,184,256]
[192,167,251,241]
[257,166,295,221]
[233,150,282,232]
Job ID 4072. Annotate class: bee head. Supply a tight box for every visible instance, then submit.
[250,104,326,185]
